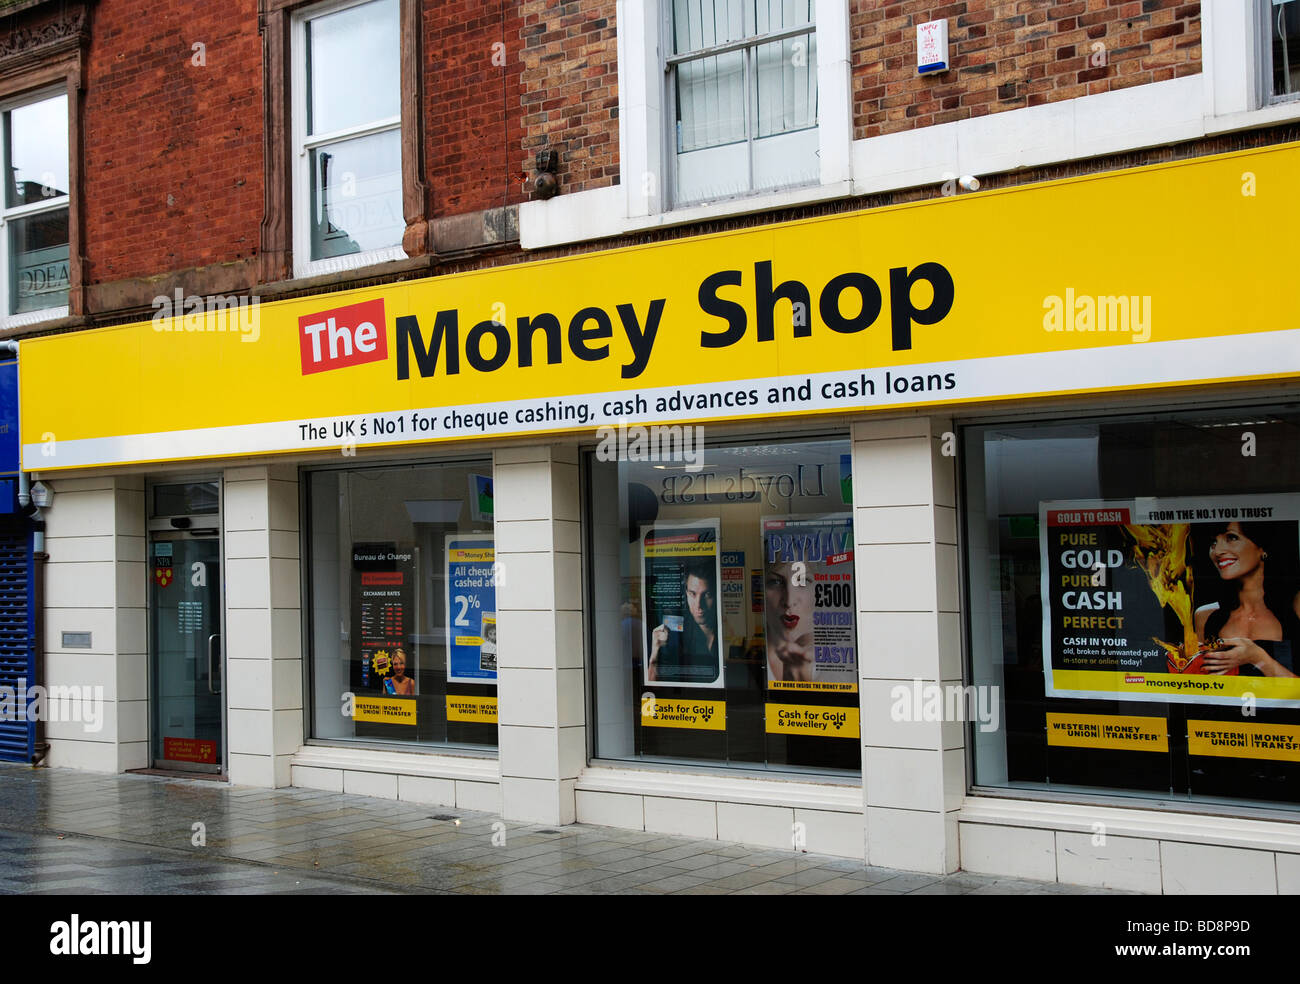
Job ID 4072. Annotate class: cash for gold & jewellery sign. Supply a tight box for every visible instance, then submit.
[19,143,1300,471]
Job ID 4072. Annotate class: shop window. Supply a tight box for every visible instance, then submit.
[292,0,405,275]
[304,459,498,751]
[587,434,859,775]
[1269,0,1300,101]
[963,404,1300,811]
[669,0,819,205]
[2,90,68,320]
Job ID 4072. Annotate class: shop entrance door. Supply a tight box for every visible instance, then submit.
[147,480,224,774]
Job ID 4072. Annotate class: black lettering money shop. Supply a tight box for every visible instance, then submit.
[395,260,955,381]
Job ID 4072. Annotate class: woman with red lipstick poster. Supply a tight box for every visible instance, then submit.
[762,514,858,692]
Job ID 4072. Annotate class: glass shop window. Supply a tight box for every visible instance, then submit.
[964,404,1300,810]
[304,459,498,750]
[588,433,859,775]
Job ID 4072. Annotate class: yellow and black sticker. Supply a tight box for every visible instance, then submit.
[640,697,726,731]
[1186,720,1300,762]
[353,696,417,725]
[446,695,498,723]
[765,704,859,738]
[1045,713,1167,752]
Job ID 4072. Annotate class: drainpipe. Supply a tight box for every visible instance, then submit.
[0,341,48,766]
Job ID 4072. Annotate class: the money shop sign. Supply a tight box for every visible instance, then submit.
[21,143,1300,470]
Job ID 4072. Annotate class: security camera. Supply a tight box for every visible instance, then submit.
[533,148,560,200]
[534,171,559,199]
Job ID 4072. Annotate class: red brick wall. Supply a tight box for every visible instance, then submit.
[423,0,527,215]
[82,0,263,284]
[853,1,1201,139]
[518,0,619,197]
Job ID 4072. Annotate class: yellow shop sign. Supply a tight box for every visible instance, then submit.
[20,143,1300,471]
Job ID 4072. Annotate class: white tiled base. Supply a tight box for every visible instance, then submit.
[289,746,501,814]
[960,797,1300,894]
[576,767,865,859]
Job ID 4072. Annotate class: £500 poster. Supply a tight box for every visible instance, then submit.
[1040,495,1300,707]
[762,514,857,692]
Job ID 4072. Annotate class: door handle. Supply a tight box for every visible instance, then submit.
[207,633,221,695]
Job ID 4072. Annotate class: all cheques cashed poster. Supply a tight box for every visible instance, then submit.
[641,522,724,688]
[1040,495,1300,707]
[762,514,858,692]
[445,534,498,684]
[351,542,416,700]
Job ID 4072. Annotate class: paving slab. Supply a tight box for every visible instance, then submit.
[0,763,1127,896]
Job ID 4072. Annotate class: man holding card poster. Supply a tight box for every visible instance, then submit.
[642,523,724,688]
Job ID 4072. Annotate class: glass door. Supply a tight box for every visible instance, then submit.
[148,477,223,774]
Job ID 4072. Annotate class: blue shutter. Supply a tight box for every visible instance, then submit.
[0,527,33,761]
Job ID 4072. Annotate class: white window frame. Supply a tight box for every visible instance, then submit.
[663,2,821,207]
[290,0,405,281]
[0,85,70,329]
[626,0,851,219]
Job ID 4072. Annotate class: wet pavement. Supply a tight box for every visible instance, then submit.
[0,763,1127,895]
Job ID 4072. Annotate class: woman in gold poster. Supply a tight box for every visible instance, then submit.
[1195,521,1300,677]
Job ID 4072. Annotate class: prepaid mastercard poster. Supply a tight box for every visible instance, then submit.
[1039,494,1300,707]
[642,521,724,689]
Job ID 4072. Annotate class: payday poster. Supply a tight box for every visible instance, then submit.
[641,521,724,688]
[446,534,498,684]
[762,514,857,692]
[351,542,416,700]
[1040,494,1300,707]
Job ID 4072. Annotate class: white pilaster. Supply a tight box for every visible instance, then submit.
[42,474,147,772]
[224,464,302,787]
[854,415,963,873]
[495,444,585,825]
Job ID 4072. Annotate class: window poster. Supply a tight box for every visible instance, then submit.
[720,550,747,660]
[1040,494,1300,707]
[351,542,417,723]
[446,534,498,684]
[762,514,858,692]
[642,521,724,688]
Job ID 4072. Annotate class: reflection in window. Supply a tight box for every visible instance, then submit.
[1272,0,1300,99]
[298,0,402,263]
[3,93,68,315]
